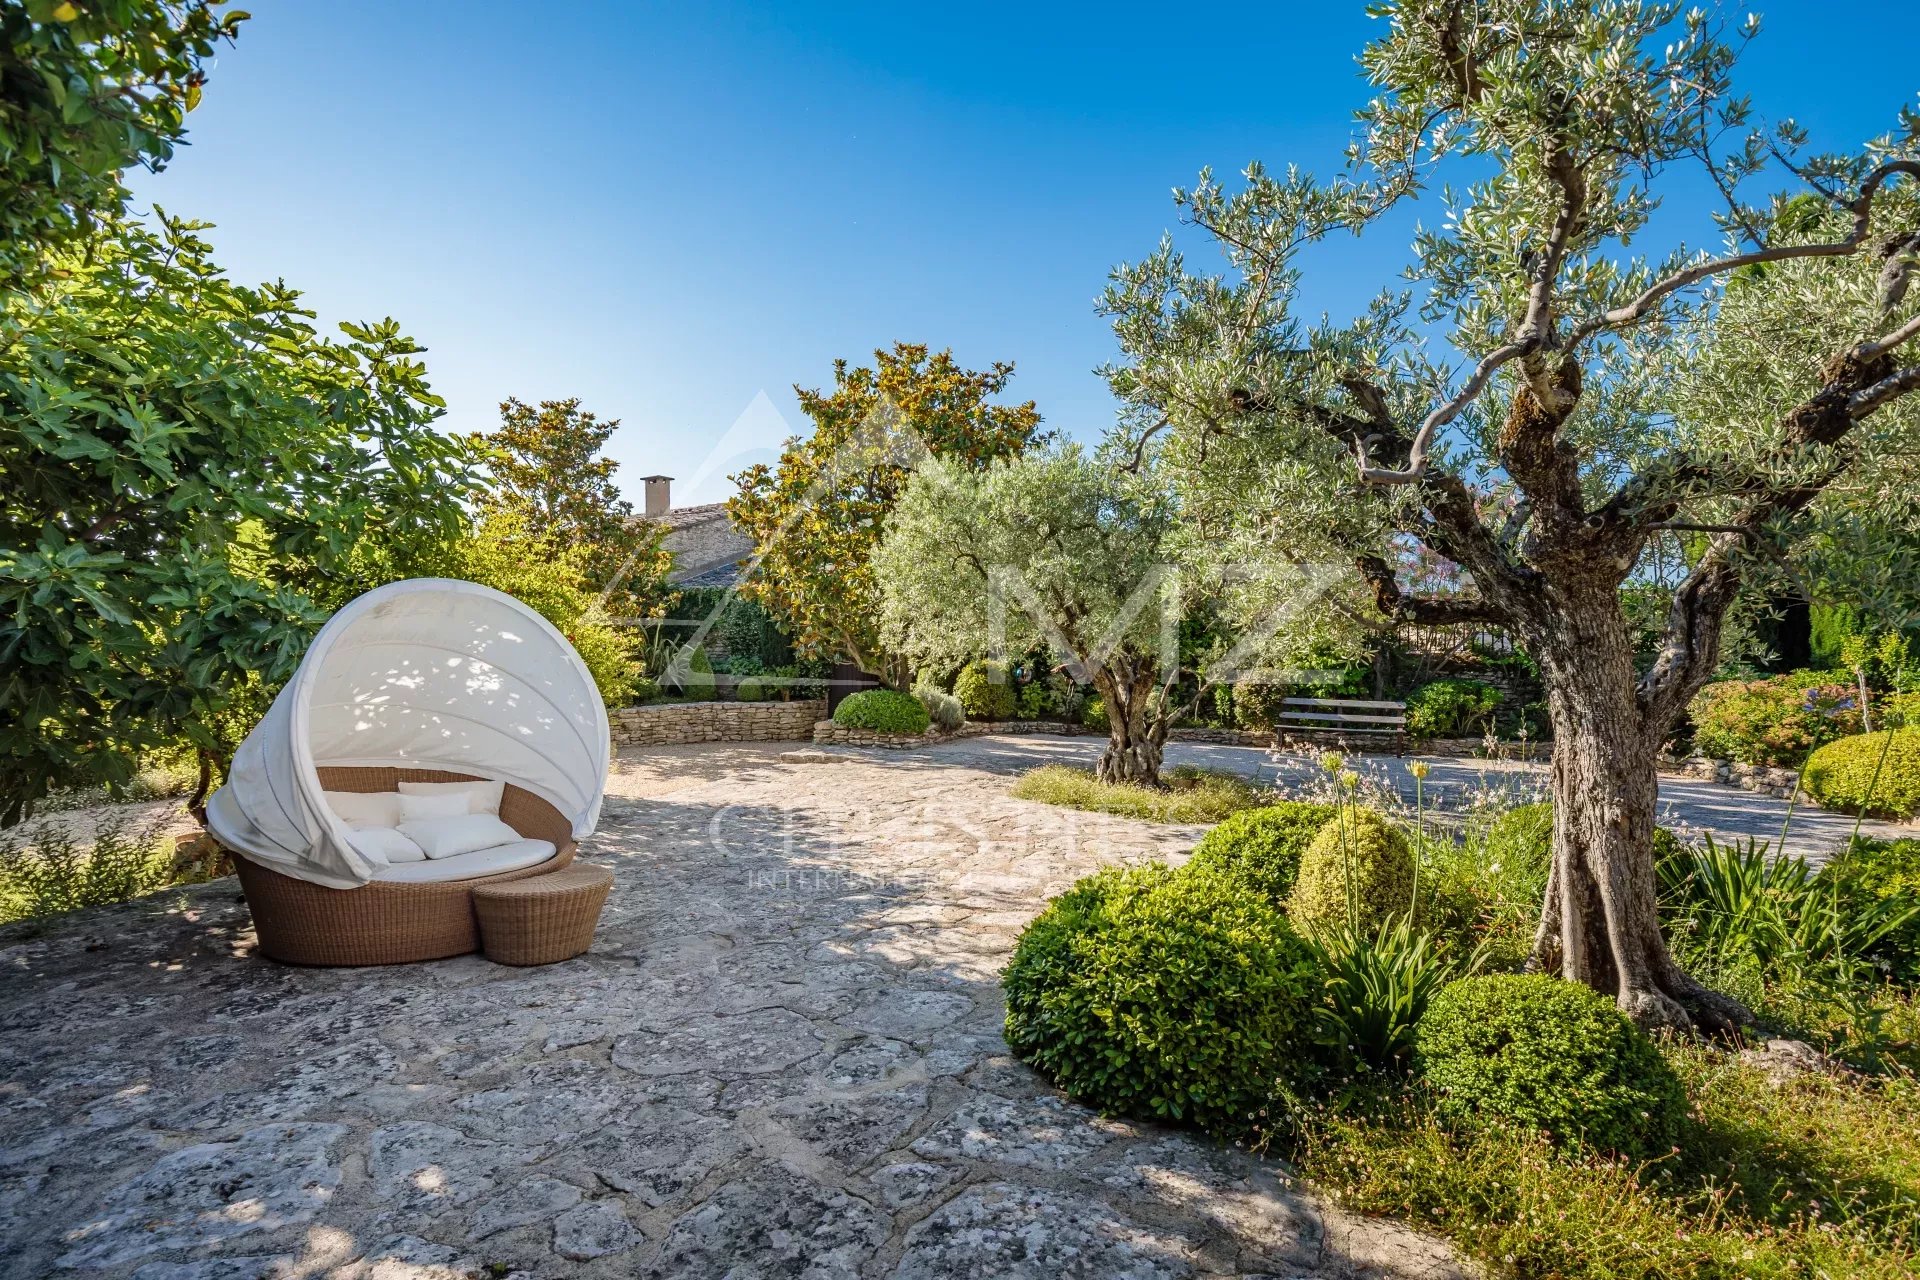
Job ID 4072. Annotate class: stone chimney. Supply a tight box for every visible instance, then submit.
[642,475,673,519]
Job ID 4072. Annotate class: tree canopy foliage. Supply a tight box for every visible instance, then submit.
[1,0,243,285]
[874,444,1353,782]
[0,213,480,822]
[728,342,1045,688]
[471,396,671,621]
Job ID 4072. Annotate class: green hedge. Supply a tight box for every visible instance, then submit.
[1184,802,1338,907]
[954,659,1017,721]
[1003,863,1318,1136]
[1802,730,1920,819]
[1405,678,1501,740]
[1416,973,1685,1158]
[1287,809,1417,935]
[831,689,929,734]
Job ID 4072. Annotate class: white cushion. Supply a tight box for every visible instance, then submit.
[325,790,403,829]
[398,778,504,817]
[370,838,558,884]
[398,812,525,860]
[396,790,473,824]
[345,826,425,865]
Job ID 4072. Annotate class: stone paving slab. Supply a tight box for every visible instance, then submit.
[0,741,1469,1280]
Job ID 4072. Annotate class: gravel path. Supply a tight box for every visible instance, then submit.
[0,741,1467,1280]
[907,733,1910,863]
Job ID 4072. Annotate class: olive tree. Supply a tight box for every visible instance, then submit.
[1103,0,1920,1030]
[872,444,1353,784]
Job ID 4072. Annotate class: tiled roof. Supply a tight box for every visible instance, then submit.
[658,502,730,528]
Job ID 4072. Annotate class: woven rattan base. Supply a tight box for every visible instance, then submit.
[228,767,577,966]
[473,863,613,966]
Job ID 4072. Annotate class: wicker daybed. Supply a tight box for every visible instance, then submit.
[206,579,610,968]
[229,767,580,966]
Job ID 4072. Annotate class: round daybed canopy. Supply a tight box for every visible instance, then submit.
[206,578,610,965]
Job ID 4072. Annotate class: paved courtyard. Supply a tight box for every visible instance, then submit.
[0,739,1469,1280]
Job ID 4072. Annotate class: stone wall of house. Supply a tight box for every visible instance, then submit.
[611,699,826,747]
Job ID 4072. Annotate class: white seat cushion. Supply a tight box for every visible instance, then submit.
[345,826,425,866]
[399,813,524,859]
[370,838,558,884]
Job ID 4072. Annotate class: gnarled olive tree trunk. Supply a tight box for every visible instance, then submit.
[1521,583,1746,1032]
[1091,661,1169,786]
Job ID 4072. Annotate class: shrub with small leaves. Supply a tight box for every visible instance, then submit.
[1821,838,1920,984]
[953,659,1017,721]
[1003,863,1318,1136]
[0,813,171,925]
[1231,680,1288,731]
[914,683,965,731]
[1287,809,1417,935]
[832,689,930,734]
[1688,671,1862,767]
[1802,730,1920,819]
[1081,694,1109,732]
[1405,679,1501,740]
[1415,973,1686,1157]
[1185,802,1338,906]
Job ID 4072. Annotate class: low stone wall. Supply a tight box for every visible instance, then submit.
[1667,755,1804,799]
[1418,736,1550,761]
[809,719,1275,750]
[612,699,825,747]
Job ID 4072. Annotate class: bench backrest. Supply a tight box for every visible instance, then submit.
[1275,696,1407,735]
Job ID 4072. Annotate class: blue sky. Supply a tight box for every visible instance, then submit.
[131,2,1918,507]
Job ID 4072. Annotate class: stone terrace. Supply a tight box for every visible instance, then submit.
[0,740,1466,1280]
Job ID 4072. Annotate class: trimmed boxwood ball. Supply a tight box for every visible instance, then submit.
[1002,863,1318,1137]
[1184,802,1339,906]
[954,658,1018,721]
[831,689,930,734]
[1416,973,1686,1157]
[1802,730,1920,819]
[1286,808,1417,934]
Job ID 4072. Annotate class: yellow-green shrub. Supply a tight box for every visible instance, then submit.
[1803,731,1920,819]
[1287,809,1416,934]
[1184,802,1338,906]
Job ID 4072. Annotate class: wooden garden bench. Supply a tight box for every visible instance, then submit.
[1275,697,1409,755]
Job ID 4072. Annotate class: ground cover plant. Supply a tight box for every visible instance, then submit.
[1009,763,1271,824]
[0,812,171,925]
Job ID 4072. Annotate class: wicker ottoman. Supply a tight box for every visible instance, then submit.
[473,864,614,966]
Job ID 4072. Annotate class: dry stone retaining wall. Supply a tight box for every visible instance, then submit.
[809,719,1275,750]
[1668,755,1805,800]
[611,699,825,746]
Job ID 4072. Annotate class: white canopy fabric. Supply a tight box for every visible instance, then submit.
[206,578,609,889]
